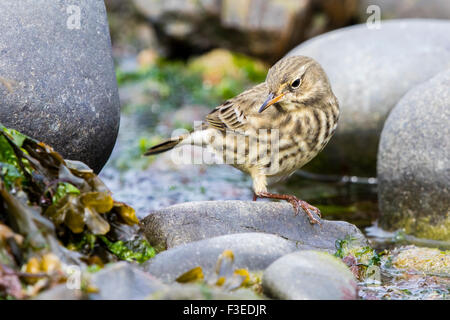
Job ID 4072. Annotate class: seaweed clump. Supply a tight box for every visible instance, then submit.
[0,124,154,299]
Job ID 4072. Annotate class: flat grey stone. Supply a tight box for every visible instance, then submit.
[141,200,368,252]
[150,283,262,300]
[89,262,166,300]
[262,250,358,300]
[34,285,85,300]
[377,69,450,240]
[287,19,450,175]
[0,0,120,173]
[142,232,299,283]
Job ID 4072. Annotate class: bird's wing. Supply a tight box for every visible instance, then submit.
[205,83,267,134]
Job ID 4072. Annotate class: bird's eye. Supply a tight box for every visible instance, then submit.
[291,78,301,88]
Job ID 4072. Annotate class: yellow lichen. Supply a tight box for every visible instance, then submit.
[400,214,450,241]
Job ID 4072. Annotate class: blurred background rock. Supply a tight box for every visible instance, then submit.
[357,0,450,20]
[107,0,363,63]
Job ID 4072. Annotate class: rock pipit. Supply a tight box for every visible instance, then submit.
[145,56,339,225]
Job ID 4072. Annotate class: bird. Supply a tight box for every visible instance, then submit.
[144,55,340,225]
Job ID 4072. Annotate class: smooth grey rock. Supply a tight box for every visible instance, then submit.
[358,0,450,21]
[0,0,120,173]
[141,200,368,251]
[142,233,299,283]
[34,285,85,300]
[377,69,450,241]
[287,19,450,175]
[262,250,358,300]
[89,262,166,300]
[150,283,262,300]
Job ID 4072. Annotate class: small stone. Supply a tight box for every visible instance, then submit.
[149,283,262,300]
[34,285,85,300]
[262,250,358,300]
[89,262,166,300]
[142,233,299,283]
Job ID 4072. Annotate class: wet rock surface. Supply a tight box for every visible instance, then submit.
[142,233,298,283]
[89,262,166,300]
[34,285,85,300]
[377,69,450,240]
[34,262,166,300]
[262,250,358,300]
[0,0,120,173]
[288,19,450,176]
[150,283,262,300]
[141,200,368,251]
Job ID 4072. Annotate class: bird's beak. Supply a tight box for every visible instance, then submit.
[258,92,285,113]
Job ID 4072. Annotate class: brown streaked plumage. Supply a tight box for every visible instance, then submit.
[145,55,340,225]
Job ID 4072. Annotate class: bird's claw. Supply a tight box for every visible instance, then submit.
[303,201,322,218]
[288,196,322,225]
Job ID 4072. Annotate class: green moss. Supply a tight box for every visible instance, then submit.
[387,215,450,241]
[99,236,156,263]
[67,233,97,252]
[0,163,23,191]
[335,235,381,280]
[117,51,266,113]
[86,264,102,274]
[335,235,380,266]
[0,128,26,190]
[52,182,80,204]
[231,53,267,83]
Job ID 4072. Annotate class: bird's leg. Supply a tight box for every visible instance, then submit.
[255,192,322,225]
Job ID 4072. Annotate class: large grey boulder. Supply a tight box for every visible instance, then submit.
[287,19,450,176]
[377,69,450,241]
[141,200,368,251]
[142,233,299,283]
[262,250,358,300]
[0,0,120,173]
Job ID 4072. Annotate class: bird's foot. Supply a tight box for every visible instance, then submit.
[288,197,322,225]
[255,192,321,225]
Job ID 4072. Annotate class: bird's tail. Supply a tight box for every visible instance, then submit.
[144,136,185,156]
[145,124,209,156]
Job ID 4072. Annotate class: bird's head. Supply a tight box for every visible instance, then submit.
[259,55,333,113]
